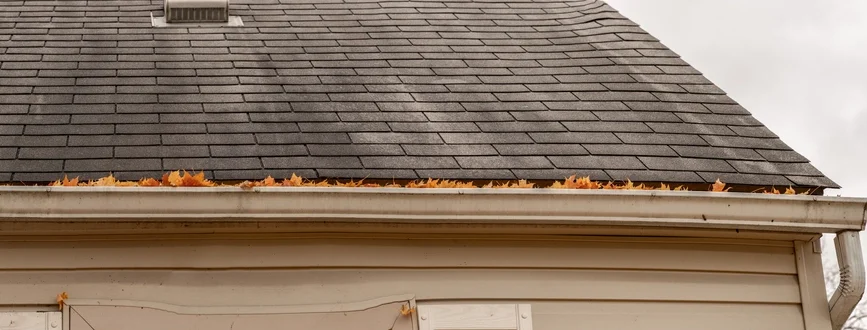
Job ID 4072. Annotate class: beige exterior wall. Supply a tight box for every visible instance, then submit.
[0,235,827,330]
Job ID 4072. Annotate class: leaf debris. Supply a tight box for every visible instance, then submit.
[43,172,810,194]
[56,291,68,310]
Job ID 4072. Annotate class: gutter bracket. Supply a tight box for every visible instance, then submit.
[829,231,866,330]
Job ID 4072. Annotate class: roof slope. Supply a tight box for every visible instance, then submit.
[0,0,837,188]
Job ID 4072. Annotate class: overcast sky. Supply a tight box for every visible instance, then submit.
[606,0,867,198]
[605,0,867,311]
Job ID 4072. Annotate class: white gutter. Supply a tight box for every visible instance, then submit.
[0,186,864,234]
[830,231,866,330]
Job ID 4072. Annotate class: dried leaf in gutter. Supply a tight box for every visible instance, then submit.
[711,179,730,192]
[89,174,118,186]
[763,187,781,194]
[239,181,255,190]
[304,180,331,187]
[179,171,215,187]
[239,176,278,190]
[493,179,535,189]
[262,176,277,186]
[163,170,182,186]
[552,175,601,189]
[35,171,811,194]
[406,178,476,188]
[139,178,161,187]
[282,173,304,186]
[333,179,368,187]
[659,183,688,191]
[607,180,652,190]
[51,175,79,187]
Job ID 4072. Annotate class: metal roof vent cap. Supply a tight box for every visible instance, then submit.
[165,0,229,23]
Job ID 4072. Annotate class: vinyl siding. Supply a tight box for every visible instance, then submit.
[0,236,807,330]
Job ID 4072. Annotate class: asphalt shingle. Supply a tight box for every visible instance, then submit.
[0,0,835,189]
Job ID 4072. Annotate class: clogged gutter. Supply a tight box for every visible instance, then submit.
[37,170,811,195]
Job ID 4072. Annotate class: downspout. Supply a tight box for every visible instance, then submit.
[830,231,866,330]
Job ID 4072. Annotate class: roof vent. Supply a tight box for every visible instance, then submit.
[152,0,242,27]
[165,0,229,23]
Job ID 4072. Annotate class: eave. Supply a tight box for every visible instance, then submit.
[0,187,864,237]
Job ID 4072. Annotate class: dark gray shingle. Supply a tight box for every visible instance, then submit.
[0,0,836,189]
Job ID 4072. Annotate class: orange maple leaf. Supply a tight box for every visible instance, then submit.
[613,179,648,190]
[711,179,730,192]
[552,175,601,189]
[179,171,214,187]
[282,173,304,186]
[762,187,781,194]
[406,178,476,188]
[334,179,366,187]
[138,178,161,187]
[262,176,277,186]
[784,187,797,195]
[440,179,475,188]
[239,180,255,190]
[303,180,331,187]
[51,175,80,187]
[163,170,182,186]
[240,176,278,190]
[493,179,534,189]
[406,178,435,188]
[399,304,415,317]
[56,291,68,310]
[90,174,118,186]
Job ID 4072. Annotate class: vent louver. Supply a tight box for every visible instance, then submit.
[165,0,229,23]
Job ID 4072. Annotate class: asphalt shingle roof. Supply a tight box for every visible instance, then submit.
[0,0,838,188]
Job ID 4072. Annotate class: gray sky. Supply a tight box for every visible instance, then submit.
[605,0,867,315]
[606,0,867,198]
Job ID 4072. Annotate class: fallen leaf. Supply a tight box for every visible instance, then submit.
[763,187,781,195]
[711,179,730,192]
[51,175,79,187]
[784,187,797,195]
[90,174,118,186]
[239,181,255,190]
[138,178,161,187]
[166,171,182,186]
[551,175,600,189]
[407,178,476,188]
[303,180,331,187]
[282,173,304,186]
[178,171,214,187]
[334,179,366,187]
[399,304,415,317]
[672,185,689,191]
[493,179,535,189]
[56,292,68,310]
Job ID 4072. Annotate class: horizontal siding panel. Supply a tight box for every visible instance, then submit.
[0,238,796,274]
[70,303,412,330]
[0,268,800,306]
[72,300,803,330]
